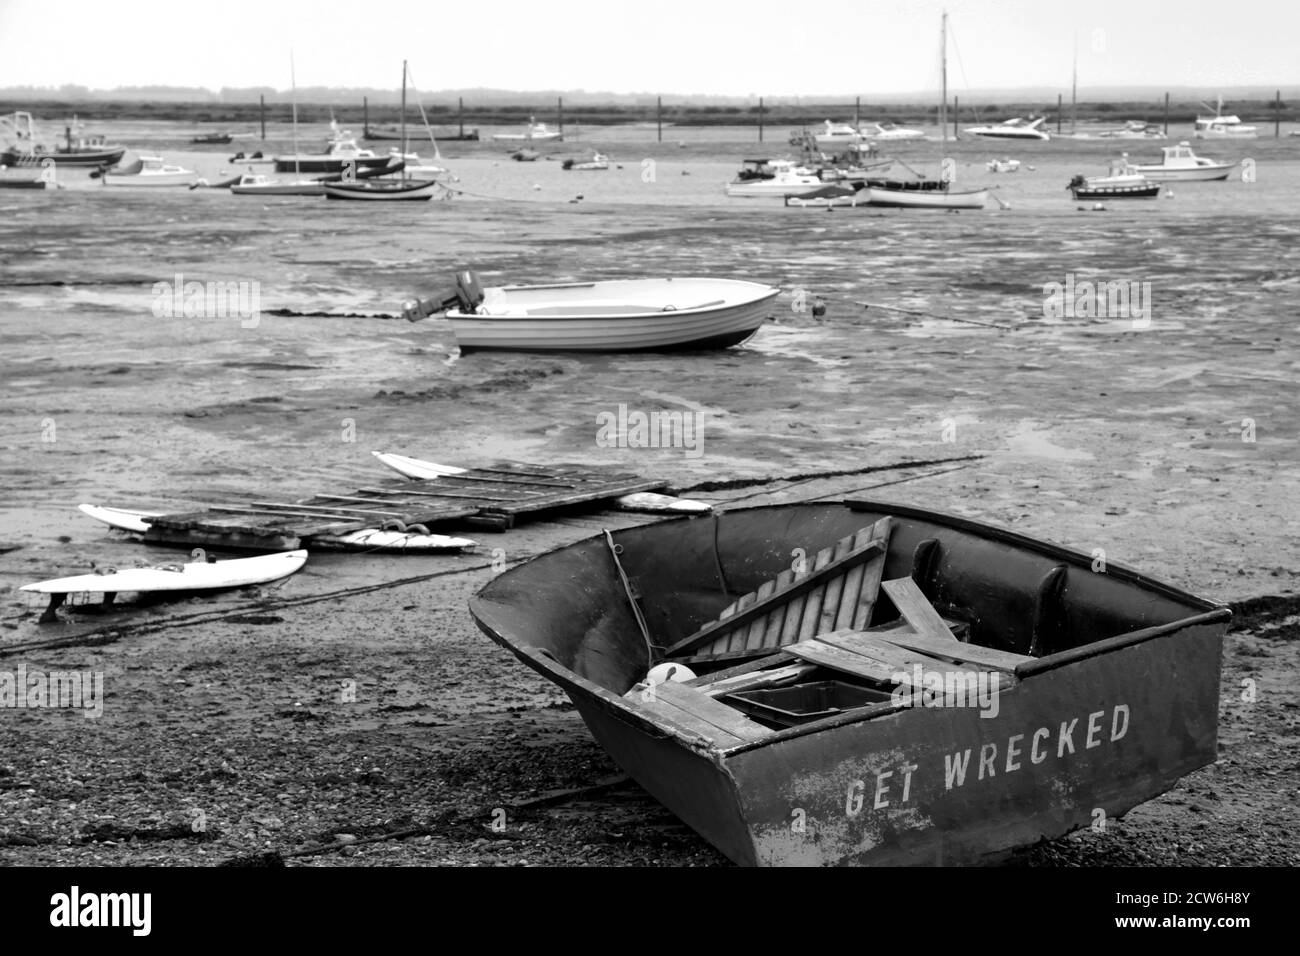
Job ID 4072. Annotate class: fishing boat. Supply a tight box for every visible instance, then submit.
[491,117,563,142]
[859,121,926,142]
[468,499,1230,866]
[0,112,128,167]
[562,152,610,170]
[1194,97,1257,139]
[813,120,863,149]
[985,158,1020,173]
[1067,157,1161,199]
[964,116,1050,141]
[403,272,780,352]
[725,159,821,197]
[1133,141,1237,182]
[102,154,198,187]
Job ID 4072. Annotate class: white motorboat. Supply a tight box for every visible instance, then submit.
[725,158,821,197]
[404,272,780,353]
[964,116,1051,140]
[1194,98,1257,139]
[102,154,198,187]
[387,148,448,178]
[859,121,926,141]
[1133,141,1237,181]
[491,117,563,142]
[229,173,325,196]
[813,120,862,149]
[563,152,610,170]
[986,158,1021,173]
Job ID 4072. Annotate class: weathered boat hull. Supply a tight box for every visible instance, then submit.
[1132,164,1235,182]
[1069,182,1161,199]
[469,500,1229,866]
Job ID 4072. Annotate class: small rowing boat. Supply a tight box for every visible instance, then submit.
[469,499,1229,866]
[403,271,780,353]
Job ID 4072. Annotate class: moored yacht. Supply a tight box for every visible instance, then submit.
[1133,141,1237,181]
[964,116,1051,140]
[1194,97,1257,139]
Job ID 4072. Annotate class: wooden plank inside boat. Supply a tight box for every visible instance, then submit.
[668,518,893,663]
[876,631,1033,672]
[627,680,773,746]
[881,576,958,641]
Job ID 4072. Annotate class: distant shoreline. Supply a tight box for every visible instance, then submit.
[4,98,1297,128]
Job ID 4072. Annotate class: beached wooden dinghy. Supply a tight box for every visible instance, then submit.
[469,500,1230,866]
[403,271,780,352]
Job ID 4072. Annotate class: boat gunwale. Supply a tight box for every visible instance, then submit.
[469,498,1230,757]
[446,281,780,321]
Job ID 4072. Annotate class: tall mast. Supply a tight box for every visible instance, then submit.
[400,59,408,180]
[940,11,948,146]
[1071,41,1078,133]
[290,51,300,179]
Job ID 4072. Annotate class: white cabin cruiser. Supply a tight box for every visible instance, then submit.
[491,117,563,142]
[859,121,926,142]
[813,120,862,149]
[964,116,1050,140]
[1133,141,1237,181]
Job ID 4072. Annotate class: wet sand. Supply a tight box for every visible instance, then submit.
[1,126,1298,865]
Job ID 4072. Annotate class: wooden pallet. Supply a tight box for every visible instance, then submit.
[141,461,667,550]
[666,517,893,664]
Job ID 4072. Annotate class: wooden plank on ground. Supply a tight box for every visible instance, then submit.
[875,631,1032,673]
[881,576,956,641]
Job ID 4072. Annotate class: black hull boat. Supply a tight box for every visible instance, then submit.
[469,500,1228,866]
[1068,175,1161,200]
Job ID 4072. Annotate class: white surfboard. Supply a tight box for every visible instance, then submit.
[370,452,714,514]
[22,550,308,596]
[79,503,476,553]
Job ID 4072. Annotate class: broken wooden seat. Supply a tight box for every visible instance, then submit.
[665,517,893,664]
[623,678,773,747]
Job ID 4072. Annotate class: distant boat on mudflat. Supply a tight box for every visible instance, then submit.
[964,116,1050,141]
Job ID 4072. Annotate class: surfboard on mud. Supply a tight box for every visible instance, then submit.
[21,549,308,623]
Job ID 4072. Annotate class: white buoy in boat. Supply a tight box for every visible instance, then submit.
[646,663,696,686]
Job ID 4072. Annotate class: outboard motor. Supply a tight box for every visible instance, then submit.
[401,270,487,322]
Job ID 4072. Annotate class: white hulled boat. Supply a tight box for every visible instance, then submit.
[102,154,198,187]
[406,273,779,352]
[725,158,820,197]
[964,116,1051,140]
[813,120,863,149]
[491,117,563,142]
[1132,141,1237,181]
[273,121,390,173]
[859,121,926,141]
[229,173,325,196]
[1194,98,1257,139]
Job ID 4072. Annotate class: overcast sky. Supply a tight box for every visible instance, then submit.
[2,0,1296,96]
